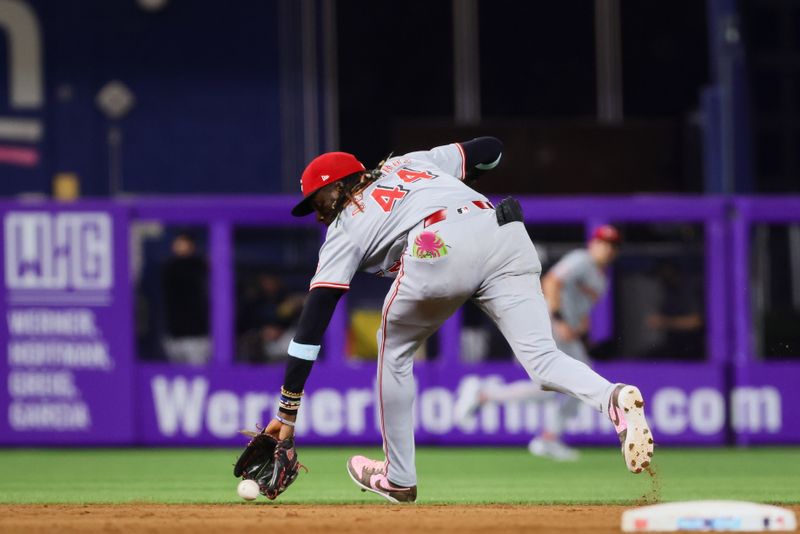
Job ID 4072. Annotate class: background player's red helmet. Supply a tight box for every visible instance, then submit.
[291,152,366,216]
[590,224,622,244]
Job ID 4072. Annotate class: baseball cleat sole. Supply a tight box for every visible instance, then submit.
[618,385,654,474]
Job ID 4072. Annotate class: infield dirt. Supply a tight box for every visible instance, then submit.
[3,504,798,534]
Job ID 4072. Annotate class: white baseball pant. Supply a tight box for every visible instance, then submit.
[376,207,616,487]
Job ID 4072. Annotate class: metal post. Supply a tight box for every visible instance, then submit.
[587,219,613,343]
[452,0,481,124]
[301,0,320,162]
[705,0,753,193]
[594,0,623,123]
[732,202,752,365]
[210,221,233,367]
[439,308,463,366]
[321,0,339,151]
[278,0,304,192]
[706,214,728,363]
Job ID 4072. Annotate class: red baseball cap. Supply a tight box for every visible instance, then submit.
[590,224,622,244]
[291,152,366,217]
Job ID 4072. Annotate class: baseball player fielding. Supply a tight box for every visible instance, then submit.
[247,137,654,503]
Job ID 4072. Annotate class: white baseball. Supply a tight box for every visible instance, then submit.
[237,479,260,501]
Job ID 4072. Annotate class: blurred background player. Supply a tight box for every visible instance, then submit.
[455,225,622,461]
[161,232,210,365]
[236,273,304,363]
[644,259,705,360]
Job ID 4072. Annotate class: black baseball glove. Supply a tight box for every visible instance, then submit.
[233,430,306,500]
[496,196,523,226]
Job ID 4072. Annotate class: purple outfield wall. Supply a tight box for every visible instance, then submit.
[0,197,798,446]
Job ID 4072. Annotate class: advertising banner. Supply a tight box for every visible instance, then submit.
[0,202,134,444]
[136,362,758,446]
[733,362,800,444]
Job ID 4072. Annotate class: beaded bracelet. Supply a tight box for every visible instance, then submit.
[279,386,303,414]
[278,403,300,415]
[280,387,303,399]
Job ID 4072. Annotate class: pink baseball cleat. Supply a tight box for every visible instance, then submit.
[346,456,417,503]
[608,384,654,474]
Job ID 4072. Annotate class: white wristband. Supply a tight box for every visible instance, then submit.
[288,340,321,361]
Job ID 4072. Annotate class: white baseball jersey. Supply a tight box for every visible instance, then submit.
[549,249,607,329]
[309,143,489,290]
[304,141,624,488]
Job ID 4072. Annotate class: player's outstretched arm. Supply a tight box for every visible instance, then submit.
[266,287,345,439]
[541,271,564,315]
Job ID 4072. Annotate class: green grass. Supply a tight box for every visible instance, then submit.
[0,447,798,505]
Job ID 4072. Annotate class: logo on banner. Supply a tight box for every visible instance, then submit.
[147,375,786,443]
[4,212,114,301]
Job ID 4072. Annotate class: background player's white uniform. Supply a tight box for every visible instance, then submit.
[550,248,607,362]
[536,249,608,457]
[315,143,617,487]
[456,246,611,461]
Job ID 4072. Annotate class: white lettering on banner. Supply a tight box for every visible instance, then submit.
[689,388,726,435]
[542,401,560,434]
[652,387,687,434]
[7,309,98,336]
[311,389,344,436]
[243,394,272,430]
[148,376,784,440]
[152,376,208,437]
[454,375,481,434]
[652,387,754,436]
[503,400,524,433]
[4,212,113,291]
[564,403,594,434]
[8,340,112,369]
[453,376,614,436]
[150,376,373,439]
[478,400,502,433]
[9,401,90,430]
[479,376,503,433]
[2,211,118,438]
[524,401,540,432]
[345,389,372,434]
[420,388,453,434]
[597,409,615,433]
[731,387,782,433]
[8,370,77,397]
[206,391,240,438]
[293,395,309,437]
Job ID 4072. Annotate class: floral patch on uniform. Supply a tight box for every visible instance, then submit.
[412,231,448,259]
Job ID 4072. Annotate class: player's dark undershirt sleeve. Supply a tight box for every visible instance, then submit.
[460,137,503,184]
[460,136,503,169]
[281,287,345,397]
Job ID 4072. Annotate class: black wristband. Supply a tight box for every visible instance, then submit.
[552,310,564,321]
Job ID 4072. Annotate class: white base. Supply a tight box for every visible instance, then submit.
[621,500,796,532]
